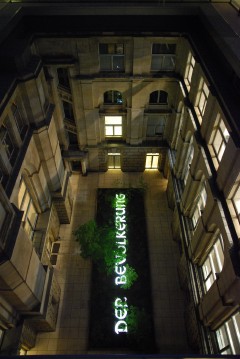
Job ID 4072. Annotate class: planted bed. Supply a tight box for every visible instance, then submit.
[88,188,155,352]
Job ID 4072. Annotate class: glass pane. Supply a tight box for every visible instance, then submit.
[202,258,211,280]
[162,55,175,70]
[216,326,229,350]
[0,202,6,232]
[115,155,121,168]
[105,116,122,125]
[114,126,122,136]
[213,129,222,154]
[151,55,163,70]
[105,126,113,136]
[152,155,159,168]
[145,155,152,169]
[100,55,112,70]
[108,155,114,168]
[113,56,124,71]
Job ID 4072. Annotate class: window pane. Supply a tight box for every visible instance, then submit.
[216,326,230,351]
[113,56,124,71]
[151,55,163,70]
[105,116,122,125]
[114,126,122,136]
[145,155,152,169]
[105,126,113,136]
[152,155,159,168]
[100,55,112,70]
[162,55,175,70]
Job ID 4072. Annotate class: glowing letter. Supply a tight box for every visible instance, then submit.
[115,265,126,276]
[115,275,126,285]
[115,320,128,334]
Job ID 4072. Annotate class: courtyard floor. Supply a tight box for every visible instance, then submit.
[28,170,190,355]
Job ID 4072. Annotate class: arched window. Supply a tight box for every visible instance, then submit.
[149,90,168,105]
[202,234,224,292]
[104,90,123,105]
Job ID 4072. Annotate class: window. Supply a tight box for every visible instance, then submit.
[104,91,123,105]
[195,78,209,123]
[99,43,124,71]
[191,183,207,228]
[145,153,159,169]
[182,141,194,185]
[108,152,121,169]
[202,235,224,292]
[19,178,38,240]
[0,120,17,166]
[209,114,230,170]
[62,101,75,124]
[57,68,70,90]
[146,115,166,138]
[149,90,168,105]
[232,181,240,223]
[105,116,122,137]
[184,52,195,91]
[216,312,240,354]
[151,43,176,71]
[11,103,26,140]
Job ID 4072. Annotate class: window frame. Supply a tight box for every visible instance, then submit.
[105,116,123,138]
[195,78,209,123]
[191,183,207,229]
[184,51,195,91]
[209,114,230,170]
[201,235,224,293]
[99,43,125,72]
[108,152,121,169]
[151,43,176,71]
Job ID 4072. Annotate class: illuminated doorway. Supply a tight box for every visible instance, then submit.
[108,152,121,169]
[145,153,159,169]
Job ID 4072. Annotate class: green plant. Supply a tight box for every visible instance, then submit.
[120,264,138,289]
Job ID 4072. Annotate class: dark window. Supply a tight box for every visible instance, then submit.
[11,103,27,140]
[62,101,75,123]
[152,43,176,54]
[149,90,168,104]
[104,91,123,104]
[57,68,70,89]
[99,44,124,71]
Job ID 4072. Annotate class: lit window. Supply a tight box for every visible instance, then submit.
[105,116,122,137]
[145,153,159,169]
[99,43,124,71]
[209,114,230,170]
[151,43,176,71]
[195,78,209,123]
[216,312,240,354]
[149,90,168,105]
[184,52,195,91]
[19,178,38,240]
[202,235,224,292]
[191,183,207,228]
[104,91,123,105]
[108,152,121,169]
